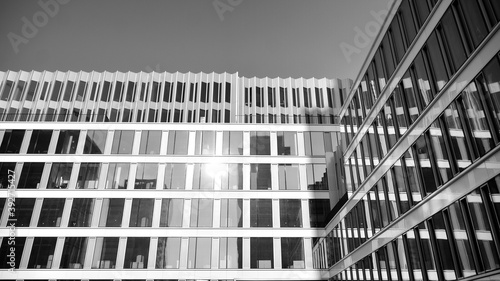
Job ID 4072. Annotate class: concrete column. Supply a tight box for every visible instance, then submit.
[273,237,281,269]
[272,199,279,228]
[115,237,127,269]
[50,237,65,268]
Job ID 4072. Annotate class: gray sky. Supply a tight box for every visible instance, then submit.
[0,0,390,80]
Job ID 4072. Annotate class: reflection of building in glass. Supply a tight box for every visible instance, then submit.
[0,71,349,280]
[314,0,500,280]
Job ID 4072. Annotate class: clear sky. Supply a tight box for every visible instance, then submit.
[0,0,391,80]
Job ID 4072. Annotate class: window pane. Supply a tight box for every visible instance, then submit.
[105,163,130,189]
[167,131,188,155]
[220,199,243,227]
[188,237,211,269]
[135,163,158,189]
[11,198,35,227]
[278,164,300,190]
[195,131,216,155]
[164,163,186,189]
[280,199,302,227]
[124,237,149,269]
[277,131,297,155]
[0,237,25,269]
[60,237,87,269]
[28,237,57,268]
[426,32,449,92]
[222,131,243,155]
[460,82,495,156]
[402,72,420,123]
[84,130,107,154]
[281,238,304,269]
[459,0,489,48]
[0,130,25,153]
[92,237,119,269]
[190,198,213,227]
[0,162,16,189]
[55,130,79,154]
[484,57,500,133]
[251,238,273,268]
[77,163,100,189]
[413,53,433,106]
[250,164,271,190]
[139,130,161,154]
[428,121,453,184]
[47,163,72,189]
[38,198,65,227]
[27,130,52,153]
[159,198,184,227]
[414,134,437,194]
[129,198,154,227]
[250,132,270,155]
[309,199,330,227]
[306,164,328,190]
[219,237,242,269]
[447,202,476,275]
[251,199,272,227]
[221,163,243,190]
[18,162,44,189]
[193,164,215,190]
[69,198,94,227]
[440,9,467,72]
[156,237,181,269]
[443,103,472,170]
[99,198,124,227]
[305,132,326,156]
[111,130,134,154]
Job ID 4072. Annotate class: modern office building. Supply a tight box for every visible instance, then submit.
[313,0,500,280]
[0,70,349,280]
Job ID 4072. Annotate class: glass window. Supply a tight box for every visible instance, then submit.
[459,82,495,157]
[92,237,119,269]
[28,237,57,268]
[0,130,25,153]
[401,72,420,123]
[159,198,184,227]
[0,237,25,269]
[220,163,243,190]
[38,198,65,227]
[0,162,15,189]
[193,163,215,190]
[277,131,297,155]
[55,130,79,154]
[447,202,476,275]
[195,131,216,155]
[413,53,433,107]
[306,164,328,190]
[84,130,107,154]
[280,199,302,227]
[77,163,100,189]
[219,237,242,269]
[188,237,212,269]
[220,199,243,227]
[129,199,154,227]
[304,132,326,156]
[466,193,500,270]
[278,164,300,190]
[139,130,161,154]
[69,198,94,227]
[60,237,87,269]
[167,131,188,155]
[248,131,270,154]
[47,163,72,189]
[111,130,134,154]
[99,198,124,227]
[135,163,157,189]
[483,56,500,132]
[124,237,149,269]
[222,131,243,155]
[309,199,330,227]
[250,164,271,190]
[458,0,489,48]
[164,163,186,189]
[399,0,417,45]
[190,198,213,227]
[251,238,273,268]
[281,238,304,269]
[443,102,472,170]
[11,198,35,227]
[426,32,449,92]
[105,163,129,189]
[428,120,453,184]
[250,199,272,227]
[440,9,467,72]
[156,237,181,269]
[27,130,52,153]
